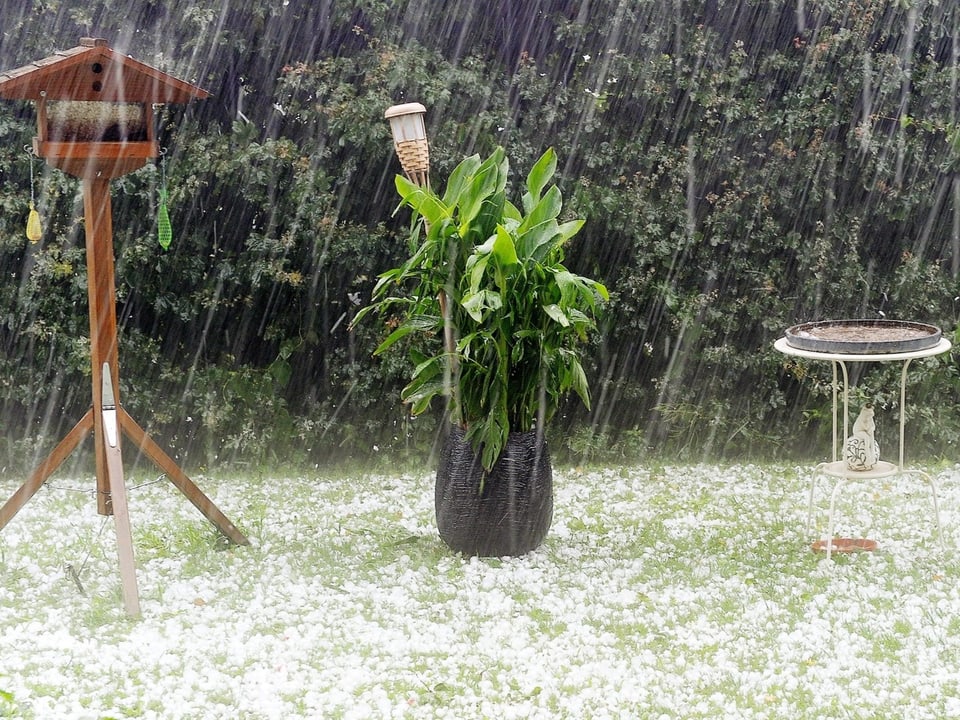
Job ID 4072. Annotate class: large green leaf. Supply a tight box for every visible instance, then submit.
[442,153,482,206]
[467,253,490,296]
[553,269,577,305]
[373,313,439,354]
[502,199,523,223]
[592,279,610,302]
[396,175,449,225]
[563,353,591,408]
[461,288,502,322]
[402,378,447,415]
[458,160,504,230]
[373,323,416,355]
[542,303,569,326]
[471,192,507,242]
[522,148,557,213]
[491,225,519,266]
[516,186,563,259]
[400,354,449,414]
[519,185,562,234]
[556,218,586,243]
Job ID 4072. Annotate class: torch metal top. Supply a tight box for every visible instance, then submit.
[384,102,426,119]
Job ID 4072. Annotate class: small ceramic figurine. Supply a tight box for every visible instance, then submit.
[844,404,880,470]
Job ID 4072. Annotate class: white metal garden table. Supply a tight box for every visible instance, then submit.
[774,336,951,558]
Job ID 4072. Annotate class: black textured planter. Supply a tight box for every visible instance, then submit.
[435,425,553,557]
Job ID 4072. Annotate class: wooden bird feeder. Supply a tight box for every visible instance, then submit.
[0,39,248,616]
[0,37,205,178]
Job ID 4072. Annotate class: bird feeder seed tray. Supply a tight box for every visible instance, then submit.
[46,101,148,143]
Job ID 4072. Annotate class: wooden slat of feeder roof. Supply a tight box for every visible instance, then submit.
[0,41,208,104]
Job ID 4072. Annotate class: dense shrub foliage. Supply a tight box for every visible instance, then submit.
[2,0,960,470]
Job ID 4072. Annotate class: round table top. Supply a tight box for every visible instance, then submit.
[774,336,952,362]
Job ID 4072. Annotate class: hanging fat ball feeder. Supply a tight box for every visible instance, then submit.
[26,201,41,242]
[157,191,171,249]
[25,146,41,242]
[157,151,172,249]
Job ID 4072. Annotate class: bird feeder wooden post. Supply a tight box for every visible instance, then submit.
[0,39,248,610]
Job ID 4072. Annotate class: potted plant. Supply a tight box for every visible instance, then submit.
[357,146,607,556]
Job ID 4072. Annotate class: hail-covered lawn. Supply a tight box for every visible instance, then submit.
[0,462,958,719]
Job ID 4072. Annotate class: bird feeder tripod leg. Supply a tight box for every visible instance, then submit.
[119,409,250,546]
[0,410,93,532]
[101,363,140,616]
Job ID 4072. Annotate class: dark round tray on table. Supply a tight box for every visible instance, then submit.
[784,319,941,355]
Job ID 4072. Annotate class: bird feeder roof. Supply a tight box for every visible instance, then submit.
[0,37,209,104]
